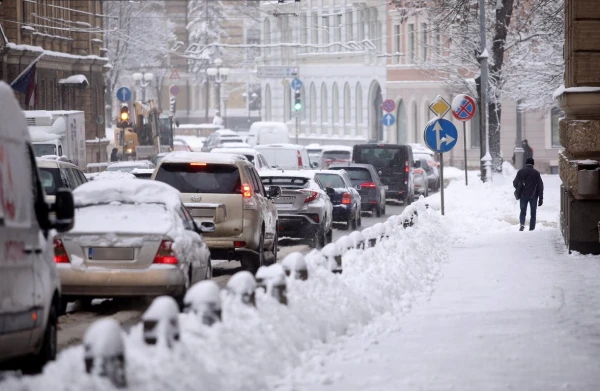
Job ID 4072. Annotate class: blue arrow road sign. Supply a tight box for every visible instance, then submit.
[382,113,396,127]
[116,86,132,102]
[291,78,303,91]
[424,118,458,153]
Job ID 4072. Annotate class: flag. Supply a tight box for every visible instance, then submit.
[11,63,37,108]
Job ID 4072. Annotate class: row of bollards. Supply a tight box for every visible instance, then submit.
[82,205,425,388]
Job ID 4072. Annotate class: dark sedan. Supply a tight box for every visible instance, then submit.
[311,170,361,230]
[328,163,386,217]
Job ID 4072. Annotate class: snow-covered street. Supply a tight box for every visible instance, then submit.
[272,172,600,391]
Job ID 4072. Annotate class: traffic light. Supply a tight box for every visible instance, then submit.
[119,104,129,124]
[169,96,176,117]
[293,90,302,112]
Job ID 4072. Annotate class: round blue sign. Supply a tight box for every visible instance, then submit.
[424,118,458,153]
[291,78,303,91]
[116,86,132,102]
[382,113,396,127]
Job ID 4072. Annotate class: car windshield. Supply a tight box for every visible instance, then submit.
[33,144,56,157]
[315,173,345,188]
[332,167,372,184]
[243,154,255,163]
[322,151,351,161]
[39,167,61,195]
[354,147,406,170]
[259,148,299,169]
[155,163,241,194]
[261,176,310,189]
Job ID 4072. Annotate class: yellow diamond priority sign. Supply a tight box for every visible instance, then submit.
[429,95,451,118]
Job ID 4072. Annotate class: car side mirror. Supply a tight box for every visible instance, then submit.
[194,221,216,234]
[325,187,336,197]
[311,161,319,168]
[268,185,282,199]
[54,188,74,232]
[414,160,421,168]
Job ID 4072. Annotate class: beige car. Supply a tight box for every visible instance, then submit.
[36,158,88,203]
[152,152,281,273]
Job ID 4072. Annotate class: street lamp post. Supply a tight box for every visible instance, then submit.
[132,71,154,102]
[206,58,230,118]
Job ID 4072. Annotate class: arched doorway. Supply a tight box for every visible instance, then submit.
[368,81,382,142]
[395,99,408,144]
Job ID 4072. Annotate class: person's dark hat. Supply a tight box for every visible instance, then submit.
[523,139,528,143]
[526,157,534,166]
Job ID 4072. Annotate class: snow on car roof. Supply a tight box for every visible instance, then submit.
[35,158,77,168]
[249,121,289,132]
[130,168,155,174]
[306,169,345,178]
[107,160,154,168]
[320,145,353,152]
[214,129,239,136]
[74,178,181,209]
[211,147,257,156]
[258,170,313,179]
[160,151,247,164]
[255,143,305,149]
[0,82,29,142]
[220,142,251,148]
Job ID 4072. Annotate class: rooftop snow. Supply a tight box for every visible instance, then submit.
[58,74,89,85]
[320,145,353,152]
[553,84,600,99]
[5,43,109,62]
[73,179,181,209]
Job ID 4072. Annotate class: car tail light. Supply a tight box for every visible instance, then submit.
[242,183,257,210]
[234,241,246,248]
[190,162,207,166]
[404,162,409,173]
[153,240,178,265]
[311,214,319,223]
[297,150,303,168]
[414,168,424,174]
[341,193,352,204]
[54,238,70,264]
[361,182,376,188]
[302,190,319,203]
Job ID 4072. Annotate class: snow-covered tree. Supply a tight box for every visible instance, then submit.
[394,0,564,171]
[103,1,175,121]
[186,0,227,76]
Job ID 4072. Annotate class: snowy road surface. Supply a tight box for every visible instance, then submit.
[56,203,406,352]
[272,172,600,391]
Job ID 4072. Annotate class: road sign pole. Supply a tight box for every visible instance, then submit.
[295,116,299,145]
[463,121,468,186]
[440,156,445,216]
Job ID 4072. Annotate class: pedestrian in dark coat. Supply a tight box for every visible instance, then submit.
[522,139,533,162]
[110,148,119,162]
[513,157,544,231]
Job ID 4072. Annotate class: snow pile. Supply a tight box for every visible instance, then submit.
[2,203,449,391]
[73,179,181,209]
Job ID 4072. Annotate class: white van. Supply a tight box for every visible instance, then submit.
[255,144,313,170]
[246,122,290,147]
[0,82,75,373]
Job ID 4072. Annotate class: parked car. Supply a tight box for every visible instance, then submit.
[201,129,243,152]
[218,141,252,149]
[320,145,353,169]
[310,170,361,230]
[413,151,440,191]
[173,136,205,152]
[246,121,290,147]
[328,163,386,217]
[152,152,280,273]
[211,147,271,171]
[37,158,87,203]
[352,144,415,204]
[413,159,429,197]
[56,179,214,308]
[255,144,313,170]
[106,160,155,173]
[173,138,192,152]
[0,81,75,373]
[260,171,333,248]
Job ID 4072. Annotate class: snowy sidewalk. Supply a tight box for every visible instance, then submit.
[274,172,600,391]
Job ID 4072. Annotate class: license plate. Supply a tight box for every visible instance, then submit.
[383,185,389,190]
[88,247,135,260]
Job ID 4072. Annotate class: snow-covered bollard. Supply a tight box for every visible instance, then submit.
[371,222,386,241]
[349,230,365,250]
[226,271,257,306]
[84,318,127,388]
[403,218,411,228]
[142,296,180,348]
[183,280,222,326]
[336,235,353,253]
[281,252,308,280]
[362,227,376,248]
[322,242,342,273]
[256,264,288,305]
[383,221,395,239]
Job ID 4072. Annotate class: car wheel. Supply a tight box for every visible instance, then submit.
[375,204,381,218]
[264,228,278,266]
[357,212,362,227]
[326,228,333,244]
[242,230,264,274]
[24,303,57,374]
[205,258,213,280]
[381,202,386,216]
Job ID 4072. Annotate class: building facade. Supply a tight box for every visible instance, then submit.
[258,0,387,146]
[385,6,561,174]
[0,0,109,163]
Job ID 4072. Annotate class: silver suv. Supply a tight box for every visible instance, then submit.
[259,171,333,248]
[152,152,280,273]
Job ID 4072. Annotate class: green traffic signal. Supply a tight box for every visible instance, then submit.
[294,102,302,111]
